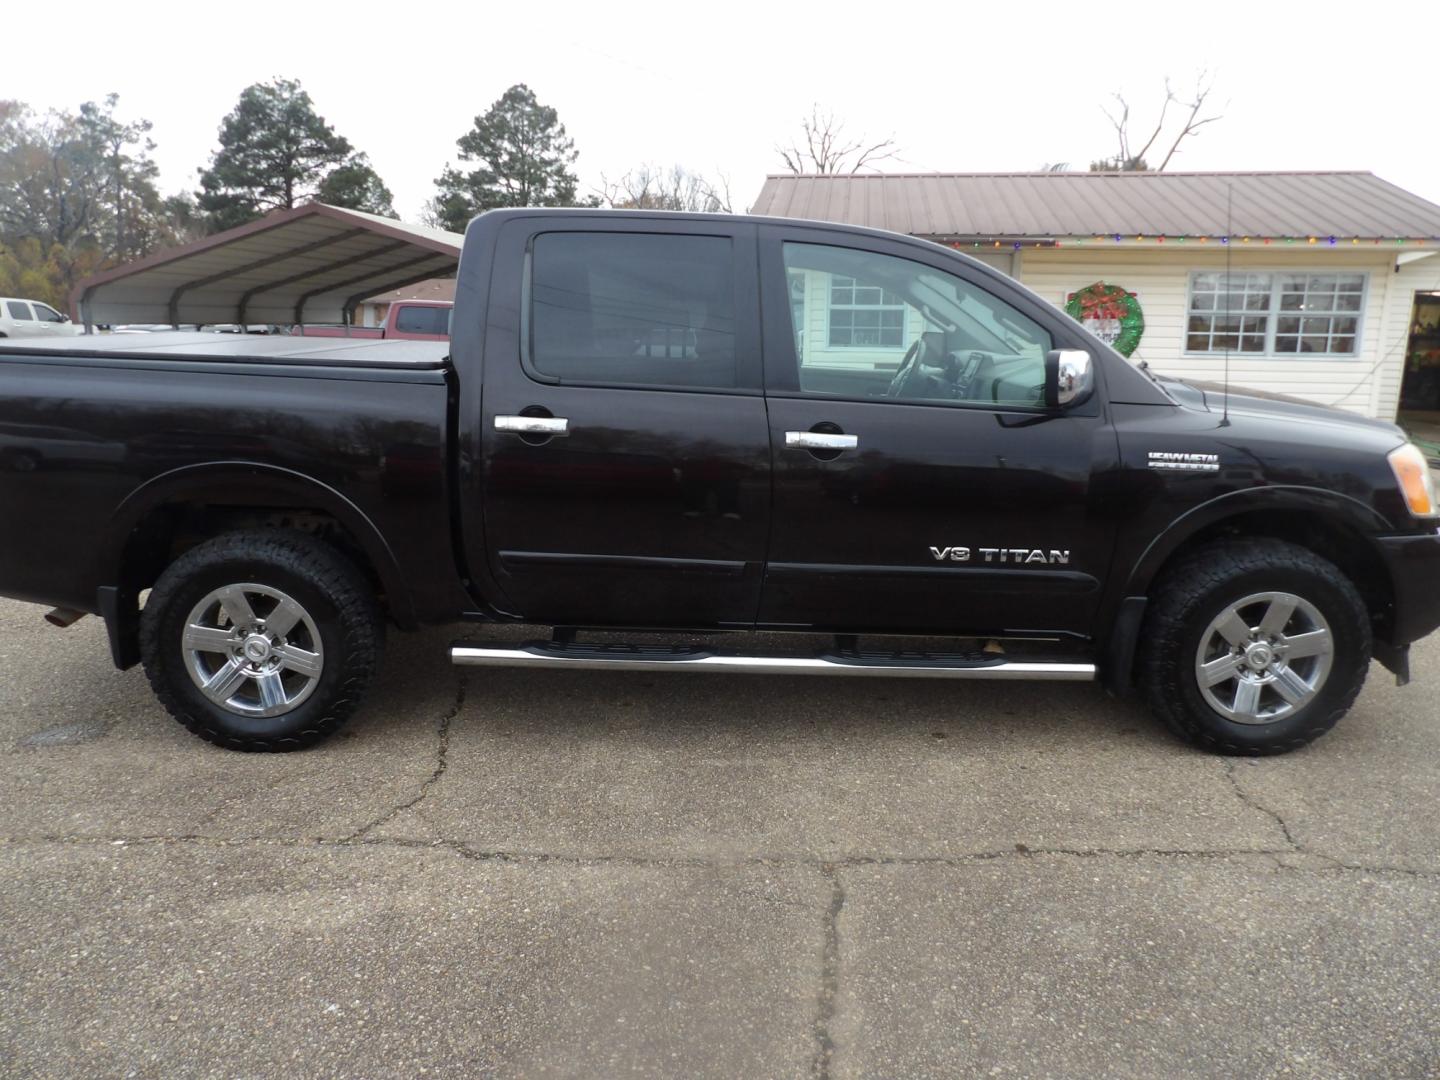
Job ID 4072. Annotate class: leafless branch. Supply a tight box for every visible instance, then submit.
[1130,78,1173,165]
[1157,71,1223,171]
[776,105,898,174]
[1092,72,1224,172]
[595,163,731,212]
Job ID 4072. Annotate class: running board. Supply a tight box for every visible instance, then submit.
[449,641,1095,681]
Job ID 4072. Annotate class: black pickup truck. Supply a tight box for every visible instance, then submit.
[2,209,1438,755]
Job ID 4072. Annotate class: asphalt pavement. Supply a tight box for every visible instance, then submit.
[1,596,1438,1079]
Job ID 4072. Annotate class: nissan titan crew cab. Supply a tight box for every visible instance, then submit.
[2,209,1438,755]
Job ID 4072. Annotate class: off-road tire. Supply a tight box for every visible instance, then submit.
[140,530,382,751]
[1139,539,1370,755]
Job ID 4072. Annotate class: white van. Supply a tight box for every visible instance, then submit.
[0,298,83,339]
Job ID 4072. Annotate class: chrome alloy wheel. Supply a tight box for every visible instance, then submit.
[1194,591,1334,725]
[181,584,324,718]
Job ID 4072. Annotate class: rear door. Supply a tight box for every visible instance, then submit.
[4,301,38,338]
[476,218,770,629]
[756,227,1117,640]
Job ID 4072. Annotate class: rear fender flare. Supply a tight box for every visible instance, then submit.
[99,462,416,627]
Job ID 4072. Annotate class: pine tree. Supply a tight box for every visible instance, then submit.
[317,155,396,218]
[197,78,382,232]
[430,84,588,232]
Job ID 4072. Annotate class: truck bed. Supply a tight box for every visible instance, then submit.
[0,333,463,625]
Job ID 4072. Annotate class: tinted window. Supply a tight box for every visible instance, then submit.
[782,243,1052,408]
[530,232,736,389]
[394,305,450,336]
[6,301,34,320]
[34,303,64,323]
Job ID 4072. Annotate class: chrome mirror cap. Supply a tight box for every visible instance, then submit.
[1046,349,1094,408]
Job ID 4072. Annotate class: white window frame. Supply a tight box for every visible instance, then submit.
[1183,271,1367,359]
[826,274,908,350]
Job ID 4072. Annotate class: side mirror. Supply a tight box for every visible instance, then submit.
[1044,349,1093,408]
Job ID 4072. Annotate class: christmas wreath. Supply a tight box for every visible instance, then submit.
[1065,281,1144,358]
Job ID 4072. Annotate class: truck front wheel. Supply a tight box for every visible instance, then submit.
[1139,539,1371,755]
[140,530,383,751]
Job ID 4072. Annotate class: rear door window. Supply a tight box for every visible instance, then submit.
[6,301,34,320]
[528,232,737,389]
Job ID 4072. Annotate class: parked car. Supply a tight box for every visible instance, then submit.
[292,299,451,342]
[1,208,1438,757]
[0,298,82,339]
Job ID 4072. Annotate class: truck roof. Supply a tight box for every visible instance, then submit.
[0,332,450,369]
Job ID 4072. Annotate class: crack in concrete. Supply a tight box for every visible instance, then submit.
[2,833,1435,878]
[811,863,844,1080]
[1223,759,1301,850]
[346,677,464,841]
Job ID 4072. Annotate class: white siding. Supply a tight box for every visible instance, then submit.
[1017,247,1408,418]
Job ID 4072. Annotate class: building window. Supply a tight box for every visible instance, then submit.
[1274,274,1363,355]
[1186,272,1364,357]
[828,275,906,348]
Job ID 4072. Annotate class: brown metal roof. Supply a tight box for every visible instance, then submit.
[361,277,457,305]
[749,171,1440,241]
[72,202,463,327]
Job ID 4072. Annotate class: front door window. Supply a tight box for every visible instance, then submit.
[782,243,1053,409]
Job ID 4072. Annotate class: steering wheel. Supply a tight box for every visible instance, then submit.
[884,338,925,398]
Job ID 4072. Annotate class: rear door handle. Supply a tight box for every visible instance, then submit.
[495,415,570,436]
[785,431,858,451]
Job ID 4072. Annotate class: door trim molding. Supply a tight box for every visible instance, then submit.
[499,550,750,578]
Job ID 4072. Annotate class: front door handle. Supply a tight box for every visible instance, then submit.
[785,431,858,451]
[495,415,570,437]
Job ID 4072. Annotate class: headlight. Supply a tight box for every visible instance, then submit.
[1388,443,1439,519]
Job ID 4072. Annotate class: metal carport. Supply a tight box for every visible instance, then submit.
[70,202,462,330]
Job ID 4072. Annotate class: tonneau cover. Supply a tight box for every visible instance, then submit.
[0,331,449,369]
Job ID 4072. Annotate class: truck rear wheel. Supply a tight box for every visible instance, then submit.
[1139,539,1370,755]
[140,530,382,751]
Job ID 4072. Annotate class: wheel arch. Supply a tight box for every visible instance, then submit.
[1105,486,1394,693]
[100,463,416,632]
[1124,487,1391,600]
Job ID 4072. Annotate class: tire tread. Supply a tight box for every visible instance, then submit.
[1139,538,1370,756]
[140,530,382,752]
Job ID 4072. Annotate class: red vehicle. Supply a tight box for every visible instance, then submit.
[293,299,451,341]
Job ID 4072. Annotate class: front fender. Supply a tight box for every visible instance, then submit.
[1120,485,1389,600]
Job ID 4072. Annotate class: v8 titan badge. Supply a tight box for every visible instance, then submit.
[930,546,1071,565]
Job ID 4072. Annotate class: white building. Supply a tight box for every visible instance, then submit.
[751,171,1440,422]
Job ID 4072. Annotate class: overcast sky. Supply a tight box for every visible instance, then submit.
[12,0,1436,223]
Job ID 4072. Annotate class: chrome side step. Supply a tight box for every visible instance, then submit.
[449,641,1095,681]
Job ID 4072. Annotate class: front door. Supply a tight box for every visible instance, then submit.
[758,229,1116,640]
[478,220,770,630]
[32,302,69,336]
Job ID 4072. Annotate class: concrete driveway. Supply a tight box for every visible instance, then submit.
[1,595,1437,1079]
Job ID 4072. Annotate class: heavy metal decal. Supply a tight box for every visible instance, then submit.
[1147,451,1220,472]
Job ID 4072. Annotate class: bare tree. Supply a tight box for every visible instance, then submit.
[777,105,898,175]
[597,164,732,212]
[1091,72,1223,172]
